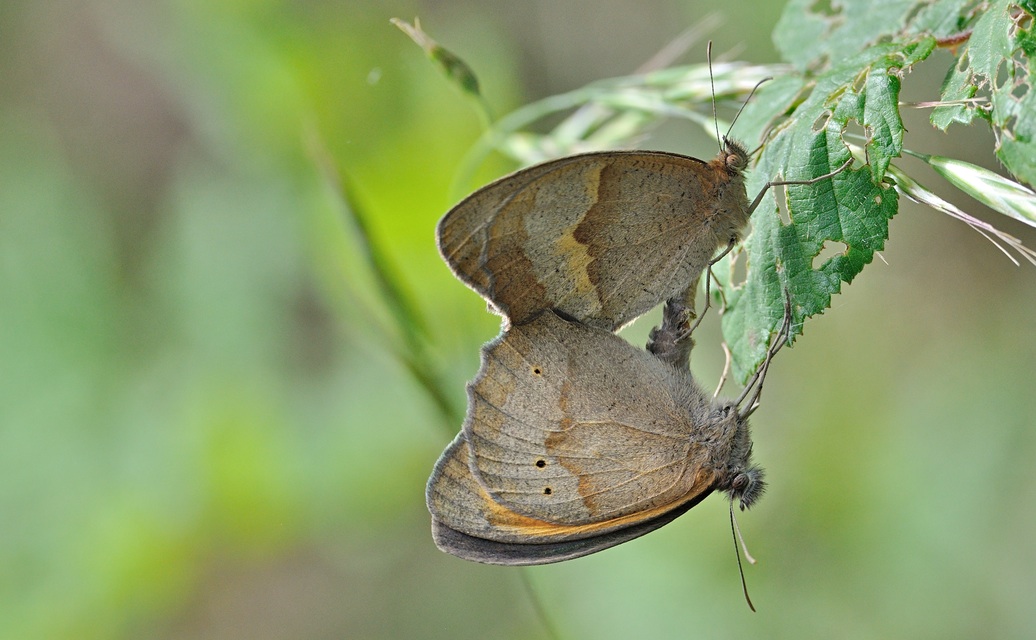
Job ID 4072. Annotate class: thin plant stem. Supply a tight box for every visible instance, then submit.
[519,569,564,640]
[309,136,465,430]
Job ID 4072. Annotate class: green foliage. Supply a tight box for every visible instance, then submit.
[403,0,1035,381]
[911,150,1036,225]
[6,2,1035,638]
[931,1,1036,184]
[740,0,1035,376]
[722,41,932,377]
[773,0,925,69]
[392,18,491,126]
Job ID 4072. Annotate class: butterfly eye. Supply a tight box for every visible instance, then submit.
[733,466,767,511]
[731,474,749,492]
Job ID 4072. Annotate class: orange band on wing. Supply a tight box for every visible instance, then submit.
[483,469,716,541]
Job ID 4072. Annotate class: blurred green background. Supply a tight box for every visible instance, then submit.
[2,0,1035,638]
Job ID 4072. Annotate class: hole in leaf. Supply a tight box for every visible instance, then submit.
[774,184,792,225]
[811,241,848,269]
[1010,54,1028,82]
[994,60,1010,90]
[1003,115,1018,136]
[807,0,841,16]
[812,112,831,133]
[1011,80,1029,101]
[845,120,868,146]
[543,487,552,495]
[727,248,747,289]
[903,2,926,25]
[532,366,542,375]
[851,70,868,93]
[1010,6,1032,32]
[535,459,546,468]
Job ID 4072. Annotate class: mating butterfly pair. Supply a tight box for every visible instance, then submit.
[426,139,790,566]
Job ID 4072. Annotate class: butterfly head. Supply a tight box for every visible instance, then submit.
[721,137,750,176]
[728,464,766,511]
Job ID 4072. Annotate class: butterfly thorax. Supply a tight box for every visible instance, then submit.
[697,401,765,510]
[702,137,752,246]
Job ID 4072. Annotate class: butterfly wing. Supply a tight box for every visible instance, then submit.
[426,430,714,566]
[437,151,739,331]
[462,310,712,521]
[425,312,723,564]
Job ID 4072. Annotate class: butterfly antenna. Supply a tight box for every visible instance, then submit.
[708,41,722,153]
[748,123,777,158]
[724,77,771,141]
[730,502,757,612]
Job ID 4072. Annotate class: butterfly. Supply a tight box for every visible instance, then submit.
[426,296,786,565]
[437,140,754,332]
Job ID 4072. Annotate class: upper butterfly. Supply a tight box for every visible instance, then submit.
[437,138,752,331]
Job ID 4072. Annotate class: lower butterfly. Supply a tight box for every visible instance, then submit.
[426,300,786,565]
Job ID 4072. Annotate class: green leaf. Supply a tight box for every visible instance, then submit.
[911,151,1036,228]
[729,74,808,145]
[965,1,1015,75]
[908,0,974,37]
[934,0,1036,185]
[772,0,834,70]
[774,0,925,69]
[721,43,915,381]
[864,70,904,182]
[931,58,980,129]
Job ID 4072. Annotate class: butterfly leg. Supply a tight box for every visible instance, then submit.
[646,275,701,370]
[683,237,736,339]
[713,342,733,398]
[735,289,794,417]
[648,235,739,370]
[745,156,854,216]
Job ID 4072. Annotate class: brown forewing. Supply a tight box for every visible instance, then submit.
[437,150,749,331]
[462,312,718,525]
